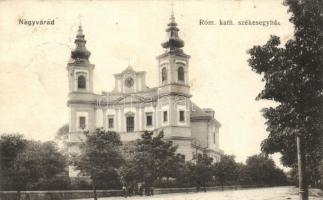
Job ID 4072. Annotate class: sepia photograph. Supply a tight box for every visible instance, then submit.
[0,0,322,200]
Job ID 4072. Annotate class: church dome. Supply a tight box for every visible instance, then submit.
[161,12,185,52]
[71,26,91,61]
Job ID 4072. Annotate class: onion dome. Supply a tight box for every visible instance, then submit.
[71,25,91,62]
[161,12,185,53]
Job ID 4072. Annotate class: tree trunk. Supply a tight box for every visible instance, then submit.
[296,135,308,200]
[92,179,98,200]
[221,179,224,191]
[17,190,21,200]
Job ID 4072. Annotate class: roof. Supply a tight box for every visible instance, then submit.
[190,102,221,127]
[113,65,145,77]
[190,102,212,118]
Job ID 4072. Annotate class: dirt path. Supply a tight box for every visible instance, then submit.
[77,186,323,200]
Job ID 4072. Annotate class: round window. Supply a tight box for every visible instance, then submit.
[125,77,134,88]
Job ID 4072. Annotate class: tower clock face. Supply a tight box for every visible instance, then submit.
[125,77,134,88]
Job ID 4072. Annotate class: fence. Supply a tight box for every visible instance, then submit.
[0,185,271,200]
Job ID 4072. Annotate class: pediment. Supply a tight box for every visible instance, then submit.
[121,66,135,75]
[114,94,146,104]
[114,65,145,77]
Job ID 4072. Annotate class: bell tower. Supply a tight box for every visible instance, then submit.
[66,25,96,176]
[156,12,192,141]
[157,11,190,93]
[67,26,94,94]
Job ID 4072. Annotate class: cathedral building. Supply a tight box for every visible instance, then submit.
[67,13,223,177]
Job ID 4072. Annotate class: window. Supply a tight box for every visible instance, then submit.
[179,154,185,162]
[146,113,153,126]
[162,67,167,82]
[179,110,185,122]
[163,111,168,122]
[178,66,185,81]
[126,116,134,132]
[213,132,216,144]
[77,75,86,89]
[79,116,86,129]
[108,117,114,129]
[192,152,197,160]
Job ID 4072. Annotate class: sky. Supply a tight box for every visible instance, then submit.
[0,0,294,169]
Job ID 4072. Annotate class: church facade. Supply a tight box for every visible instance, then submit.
[67,13,223,177]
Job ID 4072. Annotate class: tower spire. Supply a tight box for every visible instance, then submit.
[161,9,184,53]
[171,1,174,21]
[71,25,91,63]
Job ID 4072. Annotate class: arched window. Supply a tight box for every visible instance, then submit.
[125,112,135,132]
[178,66,185,81]
[162,67,167,82]
[126,116,134,132]
[78,75,86,89]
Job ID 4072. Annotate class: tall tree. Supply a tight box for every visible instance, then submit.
[0,134,27,190]
[173,160,195,188]
[11,141,67,191]
[72,128,124,200]
[213,154,239,189]
[247,1,323,199]
[121,131,181,194]
[193,152,213,191]
[242,154,287,186]
[55,124,69,154]
[0,134,67,198]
